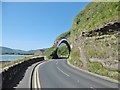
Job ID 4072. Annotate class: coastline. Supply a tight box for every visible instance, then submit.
[0,55,31,62]
[0,55,29,56]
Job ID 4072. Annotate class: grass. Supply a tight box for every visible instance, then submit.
[69,45,83,68]
[56,31,70,40]
[87,61,120,80]
[71,2,118,34]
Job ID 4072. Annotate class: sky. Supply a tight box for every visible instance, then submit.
[2,2,89,50]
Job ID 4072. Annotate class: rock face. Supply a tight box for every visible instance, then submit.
[54,40,59,45]
[68,2,119,68]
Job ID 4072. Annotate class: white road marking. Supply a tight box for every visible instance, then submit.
[56,62,58,65]
[34,66,37,89]
[34,61,50,89]
[33,63,43,89]
[57,67,70,77]
[36,65,41,89]
[33,60,57,89]
[90,86,96,90]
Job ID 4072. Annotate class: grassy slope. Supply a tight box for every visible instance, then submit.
[71,2,118,33]
[69,2,119,80]
[56,31,70,40]
[43,45,57,59]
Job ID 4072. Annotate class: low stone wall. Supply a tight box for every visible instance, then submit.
[0,57,44,89]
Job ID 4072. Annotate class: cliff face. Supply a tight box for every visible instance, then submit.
[44,2,120,80]
[68,2,120,80]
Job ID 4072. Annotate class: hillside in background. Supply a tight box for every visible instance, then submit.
[0,46,47,55]
[44,2,120,80]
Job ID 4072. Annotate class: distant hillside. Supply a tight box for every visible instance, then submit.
[0,46,47,55]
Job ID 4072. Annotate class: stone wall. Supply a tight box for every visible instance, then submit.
[0,57,44,89]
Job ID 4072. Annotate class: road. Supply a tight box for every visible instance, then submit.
[33,59,119,89]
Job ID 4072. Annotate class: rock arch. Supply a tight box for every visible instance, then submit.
[56,38,71,58]
[51,38,71,59]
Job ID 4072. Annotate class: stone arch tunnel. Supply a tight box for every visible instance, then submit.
[50,38,71,59]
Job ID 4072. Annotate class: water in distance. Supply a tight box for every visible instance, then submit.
[0,55,26,61]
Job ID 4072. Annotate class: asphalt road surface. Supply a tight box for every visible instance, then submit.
[33,59,119,89]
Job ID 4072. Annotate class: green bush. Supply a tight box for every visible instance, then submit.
[57,44,69,57]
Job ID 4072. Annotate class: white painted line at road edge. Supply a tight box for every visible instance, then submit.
[34,65,37,89]
[36,64,41,89]
[57,67,70,77]
[90,86,96,90]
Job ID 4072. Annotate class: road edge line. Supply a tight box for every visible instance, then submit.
[34,65,37,89]
[36,64,41,89]
[67,59,119,84]
[30,62,43,90]
[35,61,49,89]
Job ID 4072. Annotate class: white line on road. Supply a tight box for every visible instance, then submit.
[35,60,54,88]
[33,62,46,89]
[90,86,96,90]
[57,67,70,77]
[34,65,37,89]
[36,65,41,89]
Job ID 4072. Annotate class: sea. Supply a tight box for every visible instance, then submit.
[0,55,26,61]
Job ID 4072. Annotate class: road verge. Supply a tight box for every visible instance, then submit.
[67,59,119,84]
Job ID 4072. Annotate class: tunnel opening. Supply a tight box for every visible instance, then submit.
[50,39,71,59]
[57,39,71,59]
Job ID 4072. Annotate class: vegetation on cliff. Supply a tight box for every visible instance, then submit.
[56,31,70,40]
[71,2,118,34]
[69,2,119,80]
[43,45,57,59]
